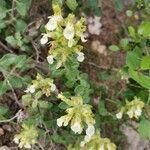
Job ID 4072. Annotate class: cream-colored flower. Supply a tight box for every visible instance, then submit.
[135,107,142,117]
[116,112,123,119]
[99,144,104,150]
[47,55,54,64]
[24,143,31,149]
[14,137,19,144]
[86,124,95,137]
[50,83,56,91]
[57,117,64,127]
[63,24,75,40]
[80,141,85,147]
[77,52,85,62]
[25,85,35,93]
[68,39,74,48]
[71,121,82,134]
[127,110,134,118]
[81,34,87,42]
[40,34,48,45]
[46,17,57,31]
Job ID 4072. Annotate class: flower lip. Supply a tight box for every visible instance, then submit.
[47,55,54,64]
[116,112,123,119]
[63,24,75,40]
[46,17,57,31]
[71,121,82,134]
[86,124,95,137]
[77,52,85,62]
[40,34,48,45]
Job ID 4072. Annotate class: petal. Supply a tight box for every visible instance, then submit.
[51,84,56,91]
[71,122,82,134]
[47,55,54,64]
[81,34,87,42]
[57,117,64,127]
[68,39,74,48]
[116,112,123,119]
[46,18,57,31]
[77,52,85,62]
[86,124,95,137]
[40,35,48,45]
[63,24,75,40]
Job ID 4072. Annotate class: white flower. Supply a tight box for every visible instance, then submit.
[127,110,134,118]
[86,124,95,137]
[116,112,123,119]
[80,141,85,147]
[63,24,75,40]
[46,17,57,31]
[19,142,24,148]
[81,34,87,42]
[84,135,92,142]
[71,121,82,134]
[40,34,48,45]
[25,85,35,94]
[77,52,85,62]
[57,117,64,127]
[68,39,74,47]
[47,55,54,64]
[14,137,19,144]
[135,107,142,117]
[24,143,31,149]
[99,144,104,150]
[50,84,56,91]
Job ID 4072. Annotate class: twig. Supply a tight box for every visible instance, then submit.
[11,0,16,18]
[31,41,40,63]
[6,80,22,107]
[0,41,13,53]
[86,61,118,71]
[0,110,21,123]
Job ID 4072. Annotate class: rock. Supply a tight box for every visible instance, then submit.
[0,128,4,136]
[0,146,10,150]
[121,122,150,150]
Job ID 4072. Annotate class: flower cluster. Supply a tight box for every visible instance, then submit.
[14,124,38,149]
[116,97,145,119]
[40,4,87,68]
[57,93,95,137]
[25,74,56,97]
[68,131,116,150]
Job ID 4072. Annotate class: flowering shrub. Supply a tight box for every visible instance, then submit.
[0,0,150,149]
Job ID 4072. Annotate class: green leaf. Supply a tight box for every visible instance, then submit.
[109,45,120,52]
[16,0,32,16]
[52,0,63,6]
[120,38,129,49]
[66,0,78,11]
[138,118,150,139]
[58,102,69,110]
[5,36,17,47]
[0,81,9,95]
[38,101,52,109]
[0,54,29,69]
[129,68,150,89]
[8,76,24,88]
[0,5,7,19]
[114,0,124,11]
[128,26,136,38]
[0,105,8,115]
[141,56,150,70]
[138,21,150,37]
[98,101,108,116]
[22,94,33,106]
[126,48,141,70]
